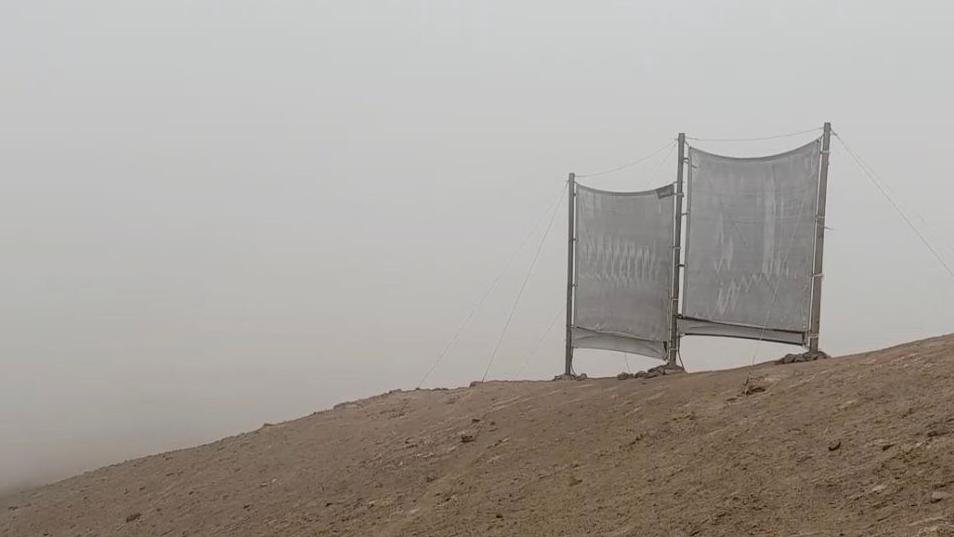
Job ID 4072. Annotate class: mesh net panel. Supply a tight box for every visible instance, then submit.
[572,184,675,359]
[681,139,821,338]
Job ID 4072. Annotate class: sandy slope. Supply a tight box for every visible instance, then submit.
[4,335,954,536]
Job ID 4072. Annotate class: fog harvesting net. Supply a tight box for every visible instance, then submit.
[572,184,675,360]
[568,131,827,363]
[679,139,822,345]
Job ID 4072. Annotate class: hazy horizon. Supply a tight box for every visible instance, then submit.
[3,1,954,492]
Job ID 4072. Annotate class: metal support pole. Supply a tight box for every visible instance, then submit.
[808,122,832,352]
[564,173,576,376]
[668,134,686,366]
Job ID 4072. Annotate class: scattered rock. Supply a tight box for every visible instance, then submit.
[469,381,482,387]
[569,476,583,486]
[744,384,766,396]
[902,442,924,454]
[930,491,951,503]
[7,505,17,511]
[622,364,685,381]
[828,440,842,452]
[552,373,588,381]
[461,434,476,443]
[742,377,767,396]
[125,512,141,523]
[651,364,685,376]
[777,350,831,365]
[471,417,481,423]
[495,513,503,519]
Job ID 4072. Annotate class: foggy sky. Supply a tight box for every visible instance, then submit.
[3,0,953,491]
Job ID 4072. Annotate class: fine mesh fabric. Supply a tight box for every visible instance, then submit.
[681,139,821,340]
[572,183,675,360]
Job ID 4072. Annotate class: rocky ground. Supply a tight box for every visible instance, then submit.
[3,334,954,536]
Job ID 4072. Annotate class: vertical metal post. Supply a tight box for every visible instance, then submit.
[808,122,832,352]
[668,134,686,366]
[564,173,576,376]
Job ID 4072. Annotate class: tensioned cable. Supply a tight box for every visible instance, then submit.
[870,165,954,261]
[645,142,678,185]
[516,303,565,377]
[482,184,566,381]
[415,181,567,388]
[575,140,676,178]
[686,126,822,143]
[834,133,954,281]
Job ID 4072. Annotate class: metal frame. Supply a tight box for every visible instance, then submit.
[564,173,576,376]
[668,133,686,366]
[563,123,831,374]
[807,122,832,352]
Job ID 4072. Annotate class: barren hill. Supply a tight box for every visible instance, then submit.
[4,336,954,536]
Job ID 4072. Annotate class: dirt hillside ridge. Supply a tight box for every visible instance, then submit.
[4,335,954,536]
